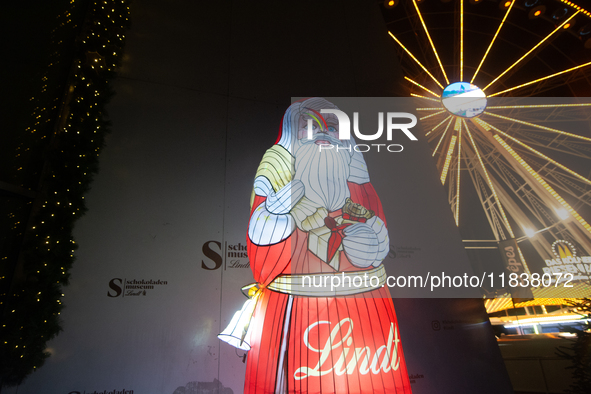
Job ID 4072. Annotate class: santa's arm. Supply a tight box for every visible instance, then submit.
[247,145,300,245]
[248,177,304,245]
[247,193,297,286]
[342,182,390,268]
[247,154,306,285]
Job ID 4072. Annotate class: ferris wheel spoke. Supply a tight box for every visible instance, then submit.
[487,103,591,110]
[482,112,591,142]
[460,0,464,82]
[411,0,449,85]
[488,61,591,97]
[425,114,452,137]
[465,120,516,239]
[432,117,454,156]
[463,146,502,240]
[420,109,446,121]
[471,0,515,84]
[483,11,580,93]
[440,134,457,185]
[454,120,465,226]
[474,118,591,186]
[388,32,445,89]
[463,135,517,242]
[405,76,440,97]
[411,93,441,101]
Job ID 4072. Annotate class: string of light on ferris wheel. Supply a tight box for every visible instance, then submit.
[471,0,515,84]
[439,118,463,227]
[432,117,454,156]
[410,93,440,101]
[388,32,444,89]
[411,0,450,85]
[420,110,446,121]
[456,119,463,226]
[418,103,591,111]
[440,135,457,186]
[425,114,452,137]
[460,0,464,82]
[486,103,591,109]
[404,76,440,97]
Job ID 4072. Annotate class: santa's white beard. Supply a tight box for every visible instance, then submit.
[294,137,352,212]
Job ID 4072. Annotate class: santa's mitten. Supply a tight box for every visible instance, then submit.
[342,222,379,268]
[367,216,389,266]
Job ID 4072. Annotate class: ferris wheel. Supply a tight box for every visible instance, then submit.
[384,0,591,302]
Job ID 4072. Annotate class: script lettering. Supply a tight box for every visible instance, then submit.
[294,319,400,380]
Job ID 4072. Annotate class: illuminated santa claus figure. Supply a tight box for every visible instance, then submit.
[223,98,412,393]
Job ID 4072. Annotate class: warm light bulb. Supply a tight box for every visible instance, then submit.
[524,227,536,238]
[555,208,569,220]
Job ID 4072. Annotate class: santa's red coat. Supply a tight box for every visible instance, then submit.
[245,180,412,394]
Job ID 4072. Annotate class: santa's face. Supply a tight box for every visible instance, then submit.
[293,111,352,212]
[296,112,341,145]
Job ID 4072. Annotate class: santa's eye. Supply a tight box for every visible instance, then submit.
[327,126,337,132]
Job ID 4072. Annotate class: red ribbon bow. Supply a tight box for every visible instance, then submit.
[324,216,353,264]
